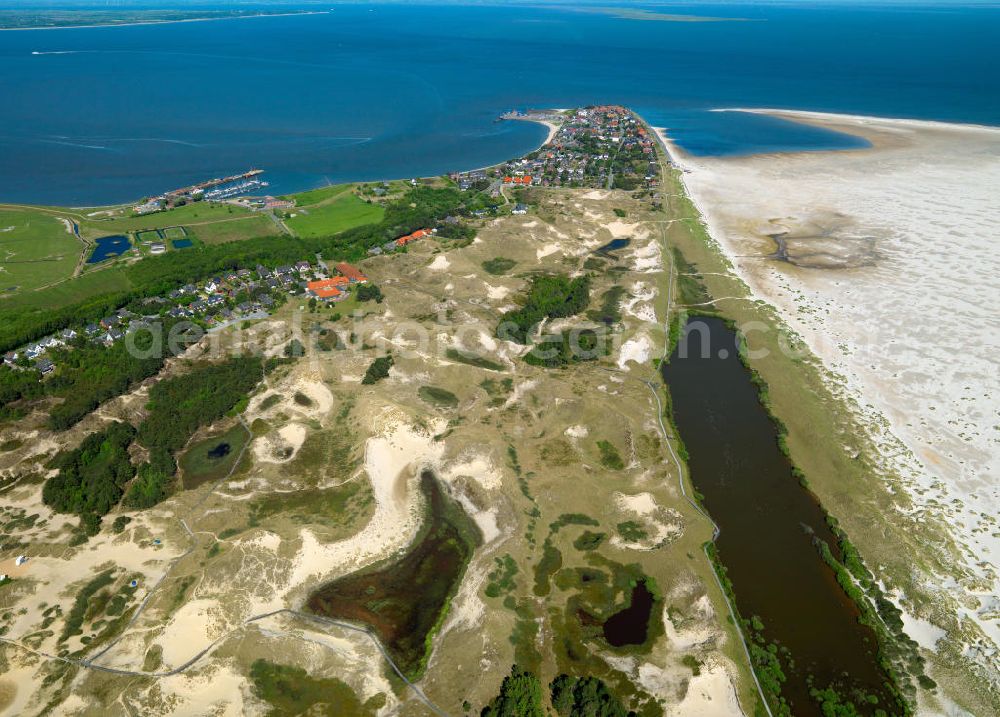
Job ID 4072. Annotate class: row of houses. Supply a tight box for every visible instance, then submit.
[367,227,436,257]
[3,259,339,378]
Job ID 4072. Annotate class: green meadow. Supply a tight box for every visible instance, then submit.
[285,190,384,238]
[0,208,83,293]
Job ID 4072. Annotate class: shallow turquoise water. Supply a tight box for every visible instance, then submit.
[1,3,997,204]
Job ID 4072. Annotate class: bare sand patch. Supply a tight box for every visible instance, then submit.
[157,663,250,717]
[483,282,511,300]
[606,220,640,238]
[253,422,307,464]
[565,424,589,439]
[633,239,663,273]
[536,243,560,260]
[428,254,450,271]
[156,598,222,667]
[617,334,654,370]
[441,450,503,491]
[612,491,683,549]
[665,663,744,717]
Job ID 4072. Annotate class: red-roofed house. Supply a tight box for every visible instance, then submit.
[335,262,368,283]
[395,228,432,247]
[307,277,349,301]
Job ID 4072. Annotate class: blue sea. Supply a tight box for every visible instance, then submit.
[1,3,997,205]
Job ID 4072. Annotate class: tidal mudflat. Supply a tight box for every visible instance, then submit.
[659,112,1000,702]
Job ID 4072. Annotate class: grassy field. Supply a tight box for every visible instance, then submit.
[283,184,353,206]
[179,423,250,490]
[286,191,384,239]
[80,202,256,239]
[0,208,82,293]
[182,215,277,245]
[0,265,131,312]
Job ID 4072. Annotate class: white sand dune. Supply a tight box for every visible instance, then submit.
[657,111,1000,658]
[285,412,445,588]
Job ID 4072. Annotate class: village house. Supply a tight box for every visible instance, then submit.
[395,228,433,247]
[335,262,368,283]
[306,277,350,301]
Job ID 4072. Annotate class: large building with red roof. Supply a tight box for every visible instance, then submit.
[307,277,349,301]
[334,262,368,283]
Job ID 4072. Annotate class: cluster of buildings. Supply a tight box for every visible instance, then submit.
[453,106,659,191]
[306,262,368,302]
[2,259,350,378]
[367,227,436,257]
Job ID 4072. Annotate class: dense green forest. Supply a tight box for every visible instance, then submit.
[47,328,190,430]
[0,365,44,421]
[42,421,137,519]
[549,674,635,717]
[481,665,544,717]
[496,275,591,345]
[523,328,608,368]
[0,187,480,355]
[480,667,632,717]
[41,357,265,517]
[126,356,264,508]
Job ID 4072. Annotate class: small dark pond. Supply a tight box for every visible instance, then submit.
[87,235,131,263]
[206,442,231,460]
[172,238,193,249]
[662,316,898,716]
[595,237,630,255]
[602,579,654,647]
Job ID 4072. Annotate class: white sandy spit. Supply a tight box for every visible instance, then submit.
[656,111,1000,661]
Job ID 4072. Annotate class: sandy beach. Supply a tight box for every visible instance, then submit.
[656,112,1000,666]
